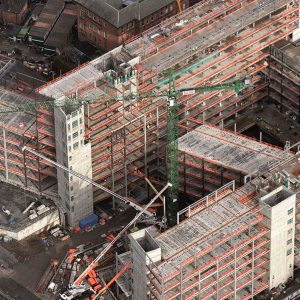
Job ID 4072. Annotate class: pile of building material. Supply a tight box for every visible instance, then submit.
[47,240,125,297]
[48,225,70,242]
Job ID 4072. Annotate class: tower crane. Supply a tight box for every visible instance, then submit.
[14,74,251,298]
[20,146,170,300]
[0,72,252,226]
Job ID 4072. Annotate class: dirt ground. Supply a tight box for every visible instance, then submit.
[0,208,136,299]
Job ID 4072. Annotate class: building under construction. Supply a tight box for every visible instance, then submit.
[0,0,300,299]
[0,0,299,227]
[117,151,300,300]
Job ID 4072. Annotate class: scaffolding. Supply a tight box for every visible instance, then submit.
[34,0,299,204]
[141,183,269,300]
[0,86,56,191]
[268,43,300,122]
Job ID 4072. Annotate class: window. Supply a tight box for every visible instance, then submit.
[65,202,70,211]
[287,239,293,245]
[287,218,293,225]
[70,186,73,191]
[79,118,83,124]
[72,206,74,213]
[103,31,107,39]
[73,131,79,139]
[79,23,84,31]
[71,196,74,201]
[70,176,73,181]
[72,120,78,128]
[68,124,71,131]
[68,135,71,141]
[287,249,292,256]
[72,111,78,117]
[288,228,293,235]
[170,4,173,11]
[73,142,79,150]
[69,146,71,152]
[80,129,83,134]
[288,208,294,215]
[89,22,97,32]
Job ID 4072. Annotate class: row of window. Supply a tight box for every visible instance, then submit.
[67,118,82,131]
[79,22,108,40]
[140,6,171,28]
[80,8,107,28]
[80,3,174,34]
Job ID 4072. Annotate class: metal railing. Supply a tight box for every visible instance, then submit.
[176,180,235,224]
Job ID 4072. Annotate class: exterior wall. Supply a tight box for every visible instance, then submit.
[0,209,59,241]
[260,186,296,289]
[54,106,93,227]
[1,2,28,25]
[130,229,161,300]
[77,0,189,51]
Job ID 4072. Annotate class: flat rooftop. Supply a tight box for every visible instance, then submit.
[275,40,300,73]
[178,124,291,174]
[0,181,54,228]
[262,187,294,207]
[0,86,53,135]
[152,182,260,279]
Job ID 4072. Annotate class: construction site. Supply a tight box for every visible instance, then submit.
[0,0,299,299]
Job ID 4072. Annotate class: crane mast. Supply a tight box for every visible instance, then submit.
[1,74,251,226]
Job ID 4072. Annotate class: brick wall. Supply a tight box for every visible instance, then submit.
[77,0,189,51]
[1,2,28,25]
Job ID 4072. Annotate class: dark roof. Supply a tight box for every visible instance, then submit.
[29,0,64,41]
[0,0,27,13]
[75,0,174,28]
[44,5,77,50]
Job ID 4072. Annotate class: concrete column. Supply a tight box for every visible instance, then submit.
[2,127,8,180]
[251,239,255,300]
[144,115,148,186]
[234,249,237,300]
[123,127,128,197]
[216,260,219,299]
[111,133,115,209]
[198,272,201,300]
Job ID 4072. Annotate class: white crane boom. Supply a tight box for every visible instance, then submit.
[21,146,154,217]
[73,182,170,286]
